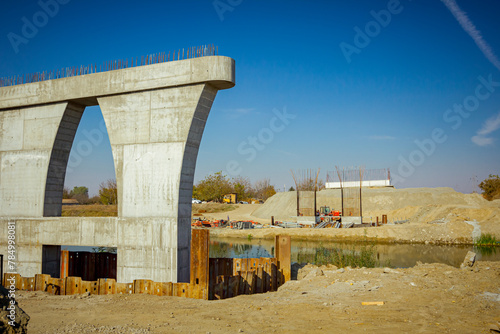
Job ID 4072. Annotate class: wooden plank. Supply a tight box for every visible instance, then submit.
[228,275,239,298]
[218,258,227,277]
[60,250,69,279]
[134,279,153,294]
[98,278,116,295]
[209,258,218,300]
[224,258,233,277]
[162,282,173,296]
[240,258,248,272]
[65,276,82,295]
[116,282,134,294]
[4,273,21,290]
[362,301,385,306]
[275,235,291,282]
[153,282,163,296]
[81,281,98,295]
[176,283,189,298]
[21,277,35,291]
[190,229,210,299]
[249,258,259,271]
[263,259,271,292]
[35,274,50,292]
[47,277,65,295]
[247,271,255,295]
[256,267,263,294]
[233,258,242,276]
[278,269,285,287]
[271,259,278,292]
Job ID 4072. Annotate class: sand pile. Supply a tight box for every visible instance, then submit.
[251,187,500,238]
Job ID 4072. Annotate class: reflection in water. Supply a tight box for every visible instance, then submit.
[210,240,273,259]
[210,237,500,268]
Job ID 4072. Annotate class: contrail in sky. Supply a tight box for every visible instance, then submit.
[441,0,500,71]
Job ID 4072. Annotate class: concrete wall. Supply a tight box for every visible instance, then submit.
[0,56,235,283]
[325,179,391,189]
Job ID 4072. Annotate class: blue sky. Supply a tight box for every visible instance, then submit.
[1,0,500,196]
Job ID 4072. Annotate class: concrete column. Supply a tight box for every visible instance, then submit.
[98,83,217,283]
[0,102,81,217]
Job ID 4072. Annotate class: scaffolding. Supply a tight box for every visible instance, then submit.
[290,168,320,217]
[334,166,365,224]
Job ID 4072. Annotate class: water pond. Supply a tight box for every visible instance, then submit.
[210,237,500,268]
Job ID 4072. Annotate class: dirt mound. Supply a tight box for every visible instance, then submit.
[253,187,490,219]
[246,187,500,243]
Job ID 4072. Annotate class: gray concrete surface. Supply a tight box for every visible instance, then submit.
[0,56,235,283]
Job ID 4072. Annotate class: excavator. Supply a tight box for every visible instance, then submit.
[317,206,341,227]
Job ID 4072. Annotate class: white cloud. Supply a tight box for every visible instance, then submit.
[471,111,500,146]
[471,135,493,146]
[477,112,500,136]
[441,0,500,71]
[369,135,396,140]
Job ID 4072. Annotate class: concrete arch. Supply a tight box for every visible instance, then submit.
[0,56,234,282]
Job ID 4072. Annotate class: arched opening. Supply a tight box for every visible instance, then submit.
[41,103,117,278]
[43,103,117,217]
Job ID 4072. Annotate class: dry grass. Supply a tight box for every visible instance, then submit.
[61,204,117,217]
[61,203,238,217]
[192,203,238,214]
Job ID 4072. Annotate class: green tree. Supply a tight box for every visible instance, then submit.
[196,171,233,202]
[479,174,500,201]
[71,186,89,204]
[62,187,71,199]
[288,186,295,191]
[192,185,200,200]
[99,179,117,205]
[232,176,254,201]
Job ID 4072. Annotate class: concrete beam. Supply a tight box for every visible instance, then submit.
[0,56,234,109]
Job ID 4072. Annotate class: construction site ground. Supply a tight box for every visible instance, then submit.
[16,260,500,333]
[11,187,500,333]
[209,187,500,245]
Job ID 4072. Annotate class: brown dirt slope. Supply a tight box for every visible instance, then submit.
[245,187,500,243]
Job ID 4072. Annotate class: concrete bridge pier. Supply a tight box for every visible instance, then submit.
[98,84,218,282]
[0,56,235,283]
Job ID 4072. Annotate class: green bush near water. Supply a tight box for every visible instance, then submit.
[474,233,499,246]
[298,241,380,268]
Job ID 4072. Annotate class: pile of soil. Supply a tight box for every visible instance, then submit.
[224,187,500,244]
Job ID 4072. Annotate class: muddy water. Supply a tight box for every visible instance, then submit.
[210,237,500,268]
